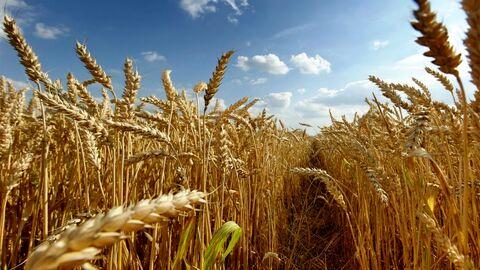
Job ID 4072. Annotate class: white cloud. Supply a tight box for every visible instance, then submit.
[294,100,330,118]
[392,53,430,71]
[264,92,292,109]
[382,53,441,90]
[227,15,239,24]
[249,81,376,130]
[232,76,267,85]
[295,101,369,121]
[224,0,246,14]
[236,54,289,75]
[179,0,249,21]
[34,23,68,39]
[293,80,376,120]
[248,99,266,115]
[250,77,267,85]
[310,80,374,106]
[232,78,242,85]
[179,0,216,18]
[372,40,389,50]
[142,51,166,62]
[317,87,339,97]
[290,53,331,75]
[236,56,250,71]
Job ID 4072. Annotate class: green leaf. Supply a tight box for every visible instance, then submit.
[172,218,196,270]
[202,221,242,270]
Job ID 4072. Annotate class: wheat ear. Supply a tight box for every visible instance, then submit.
[104,119,171,145]
[162,70,178,101]
[2,16,52,87]
[25,189,206,270]
[122,58,141,106]
[418,212,475,270]
[462,0,480,90]
[462,0,480,112]
[411,0,462,76]
[35,90,108,138]
[204,51,234,112]
[291,167,347,211]
[75,42,113,89]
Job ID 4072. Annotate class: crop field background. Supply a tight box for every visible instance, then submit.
[1,0,480,269]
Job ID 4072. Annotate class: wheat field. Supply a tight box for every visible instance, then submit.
[1,0,480,269]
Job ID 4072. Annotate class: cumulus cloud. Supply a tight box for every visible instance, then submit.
[316,80,375,106]
[246,81,377,129]
[290,53,331,75]
[34,23,68,39]
[142,51,166,62]
[296,102,370,121]
[372,40,389,50]
[294,80,376,119]
[264,92,292,109]
[179,0,249,22]
[236,56,250,71]
[236,54,289,75]
[294,100,330,119]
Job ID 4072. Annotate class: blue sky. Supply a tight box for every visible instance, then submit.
[0,0,473,130]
